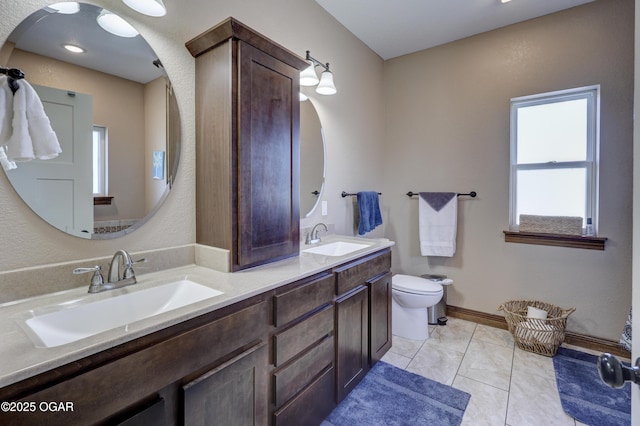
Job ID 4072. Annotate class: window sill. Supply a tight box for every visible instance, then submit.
[94,196,114,206]
[503,230,607,250]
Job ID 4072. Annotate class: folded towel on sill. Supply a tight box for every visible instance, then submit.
[357,191,383,235]
[419,192,457,257]
[2,78,61,162]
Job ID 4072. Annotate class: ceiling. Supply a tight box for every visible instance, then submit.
[8,3,163,84]
[315,0,595,60]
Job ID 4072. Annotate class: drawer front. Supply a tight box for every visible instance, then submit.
[274,273,334,327]
[273,305,333,366]
[334,249,391,295]
[273,335,334,407]
[273,366,335,426]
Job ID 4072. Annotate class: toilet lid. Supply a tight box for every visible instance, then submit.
[392,274,443,295]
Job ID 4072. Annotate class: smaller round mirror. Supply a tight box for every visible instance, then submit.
[300,100,325,218]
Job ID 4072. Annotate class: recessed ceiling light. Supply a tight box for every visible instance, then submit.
[49,2,80,14]
[97,9,139,38]
[501,0,512,3]
[63,44,85,54]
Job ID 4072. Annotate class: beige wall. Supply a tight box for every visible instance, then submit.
[6,49,147,223]
[382,0,634,340]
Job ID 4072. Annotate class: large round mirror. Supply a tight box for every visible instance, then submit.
[300,99,325,218]
[0,2,180,239]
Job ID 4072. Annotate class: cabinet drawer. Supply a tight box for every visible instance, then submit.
[273,335,333,407]
[334,249,391,295]
[274,273,334,327]
[273,365,335,426]
[273,305,333,366]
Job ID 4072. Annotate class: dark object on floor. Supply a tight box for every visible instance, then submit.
[553,347,631,426]
[437,316,448,326]
[322,361,470,426]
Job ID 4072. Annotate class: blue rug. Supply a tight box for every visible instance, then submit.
[553,347,631,426]
[323,361,470,426]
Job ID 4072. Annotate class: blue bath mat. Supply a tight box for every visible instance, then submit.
[323,361,470,426]
[553,347,631,426]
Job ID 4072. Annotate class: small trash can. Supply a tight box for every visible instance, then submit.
[422,274,453,325]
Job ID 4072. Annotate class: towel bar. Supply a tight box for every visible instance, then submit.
[406,191,477,198]
[342,191,382,198]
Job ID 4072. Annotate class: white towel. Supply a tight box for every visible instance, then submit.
[2,78,61,162]
[0,76,12,146]
[419,192,457,257]
[0,145,16,171]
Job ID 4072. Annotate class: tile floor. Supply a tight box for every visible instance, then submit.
[380,317,609,426]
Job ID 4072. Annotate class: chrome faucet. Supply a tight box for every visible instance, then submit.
[74,250,147,293]
[306,222,328,245]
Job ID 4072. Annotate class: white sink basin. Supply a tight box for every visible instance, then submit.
[302,241,371,256]
[22,280,223,348]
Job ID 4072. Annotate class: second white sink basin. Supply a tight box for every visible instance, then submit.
[22,280,224,348]
[302,241,371,256]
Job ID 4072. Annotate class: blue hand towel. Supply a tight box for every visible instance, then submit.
[357,192,383,235]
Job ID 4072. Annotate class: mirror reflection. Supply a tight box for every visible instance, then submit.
[1,2,180,239]
[300,99,325,218]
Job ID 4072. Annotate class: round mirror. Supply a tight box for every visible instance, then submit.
[1,3,180,239]
[300,99,325,218]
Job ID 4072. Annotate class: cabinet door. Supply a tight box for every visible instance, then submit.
[368,272,392,365]
[183,342,268,426]
[237,41,300,269]
[335,285,369,403]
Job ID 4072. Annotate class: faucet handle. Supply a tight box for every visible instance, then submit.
[73,265,104,293]
[123,257,147,280]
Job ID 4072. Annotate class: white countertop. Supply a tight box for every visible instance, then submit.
[0,236,394,388]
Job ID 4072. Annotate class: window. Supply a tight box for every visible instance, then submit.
[509,86,599,233]
[92,126,108,196]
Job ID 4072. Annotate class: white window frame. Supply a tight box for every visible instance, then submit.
[509,85,600,233]
[93,125,108,197]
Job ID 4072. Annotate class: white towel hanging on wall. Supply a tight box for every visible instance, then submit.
[1,77,61,162]
[419,192,457,257]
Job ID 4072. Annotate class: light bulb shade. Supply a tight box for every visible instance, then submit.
[300,62,319,86]
[299,92,309,102]
[315,71,337,95]
[97,10,139,38]
[123,0,167,17]
[49,2,80,14]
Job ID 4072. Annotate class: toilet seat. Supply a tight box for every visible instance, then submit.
[392,274,443,295]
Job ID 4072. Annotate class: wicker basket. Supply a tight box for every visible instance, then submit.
[497,300,576,356]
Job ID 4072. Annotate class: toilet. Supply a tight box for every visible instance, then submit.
[392,274,444,340]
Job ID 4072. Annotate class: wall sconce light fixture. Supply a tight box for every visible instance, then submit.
[123,0,167,17]
[300,50,337,96]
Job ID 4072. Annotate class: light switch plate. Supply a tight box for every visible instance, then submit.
[321,200,328,216]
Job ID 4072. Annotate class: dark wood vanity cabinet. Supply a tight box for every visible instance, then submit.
[333,249,392,403]
[186,18,309,271]
[0,249,392,426]
[271,273,336,426]
[0,295,271,426]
